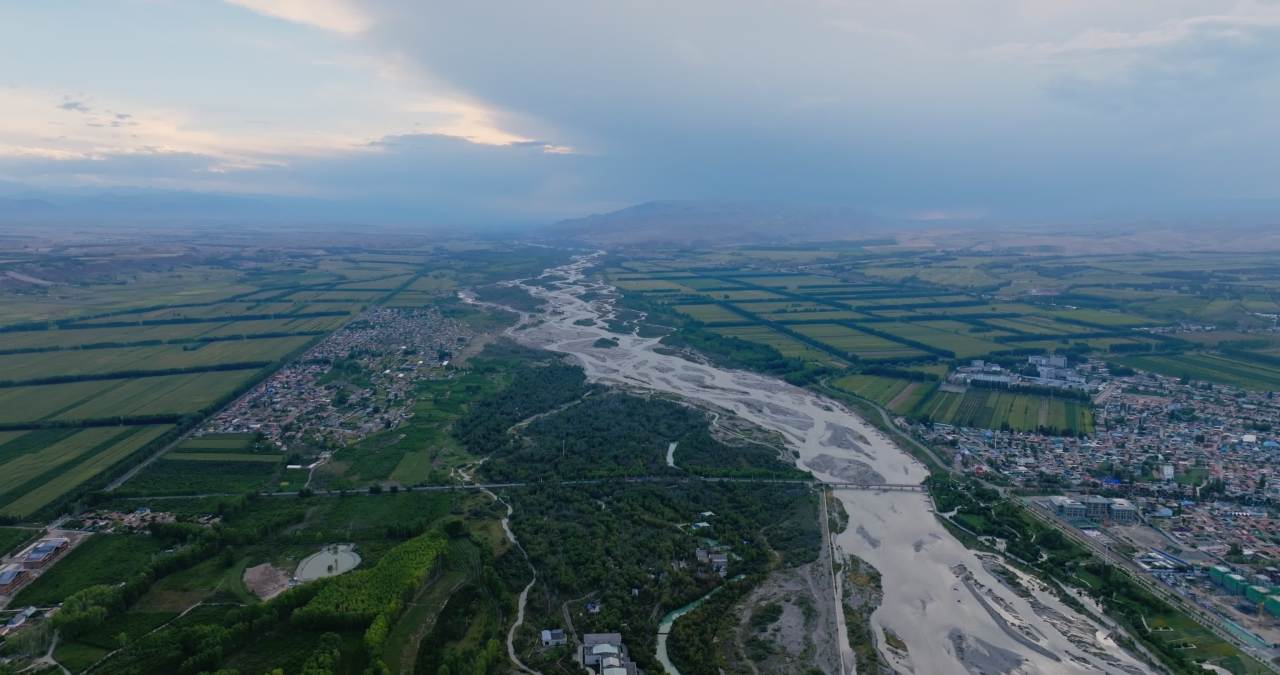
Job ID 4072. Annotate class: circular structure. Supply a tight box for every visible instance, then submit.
[295,543,361,581]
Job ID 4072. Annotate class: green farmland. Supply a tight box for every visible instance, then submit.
[790,324,927,361]
[1115,352,1280,391]
[915,388,1092,435]
[0,425,173,518]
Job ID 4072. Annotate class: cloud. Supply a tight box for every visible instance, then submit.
[58,99,90,113]
[224,0,371,34]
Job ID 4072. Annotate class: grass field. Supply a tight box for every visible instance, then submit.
[1116,352,1280,391]
[164,452,282,462]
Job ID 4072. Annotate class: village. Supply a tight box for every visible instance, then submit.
[199,306,472,453]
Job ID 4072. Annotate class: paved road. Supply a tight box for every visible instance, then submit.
[116,475,925,501]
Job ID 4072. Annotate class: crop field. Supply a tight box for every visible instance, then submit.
[710,326,847,366]
[702,289,788,301]
[0,336,310,381]
[737,301,828,313]
[872,321,1007,358]
[789,323,927,360]
[0,425,172,517]
[52,371,257,421]
[673,303,746,324]
[614,278,688,292]
[829,374,933,414]
[179,433,258,450]
[1115,352,1280,391]
[120,457,283,495]
[165,452,281,462]
[764,309,867,322]
[675,277,744,291]
[731,275,841,288]
[914,389,1091,434]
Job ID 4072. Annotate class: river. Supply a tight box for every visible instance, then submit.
[504,254,1153,675]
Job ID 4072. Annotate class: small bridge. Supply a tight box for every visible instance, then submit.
[827,482,926,493]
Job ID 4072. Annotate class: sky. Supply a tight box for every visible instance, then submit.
[1,0,1278,226]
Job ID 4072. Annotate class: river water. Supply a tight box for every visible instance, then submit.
[504,254,1153,675]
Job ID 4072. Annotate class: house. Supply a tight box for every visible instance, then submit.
[541,628,568,647]
[0,565,27,593]
[579,633,642,675]
[708,553,730,577]
[22,538,69,569]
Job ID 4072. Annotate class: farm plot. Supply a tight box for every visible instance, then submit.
[43,370,259,422]
[1042,308,1153,327]
[912,389,1091,434]
[178,433,258,450]
[674,278,746,291]
[613,278,688,292]
[701,289,788,301]
[0,336,309,380]
[873,321,1006,358]
[120,454,283,496]
[725,275,839,288]
[406,273,459,293]
[673,304,747,324]
[765,310,867,323]
[199,315,350,337]
[828,375,929,415]
[0,425,172,517]
[1116,352,1280,391]
[71,302,301,325]
[734,301,829,313]
[709,326,847,366]
[790,324,927,361]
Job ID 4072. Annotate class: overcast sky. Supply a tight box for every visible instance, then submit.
[2,1,1278,226]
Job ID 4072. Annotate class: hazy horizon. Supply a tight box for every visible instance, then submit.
[3,1,1279,228]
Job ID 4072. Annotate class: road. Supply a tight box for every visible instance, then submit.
[115,474,925,502]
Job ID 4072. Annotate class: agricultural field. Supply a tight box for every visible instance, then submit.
[0,336,311,381]
[915,388,1092,435]
[119,455,285,496]
[790,324,927,361]
[0,370,258,424]
[762,309,867,322]
[673,303,746,324]
[830,374,933,414]
[1114,352,1280,391]
[869,321,1008,359]
[709,326,848,366]
[0,425,173,517]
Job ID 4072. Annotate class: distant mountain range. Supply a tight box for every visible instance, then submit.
[543,200,886,245]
